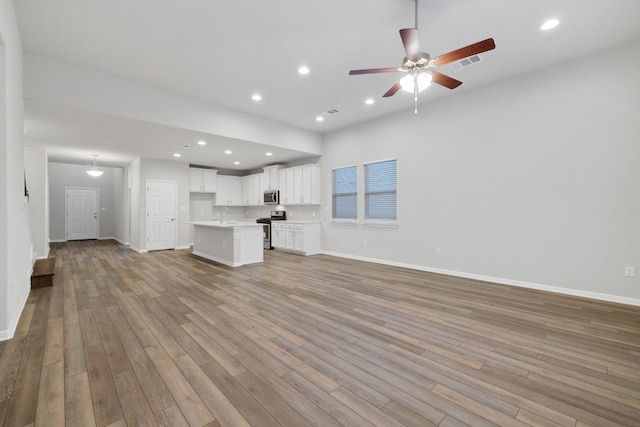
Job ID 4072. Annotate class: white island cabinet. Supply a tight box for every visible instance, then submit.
[189,221,263,267]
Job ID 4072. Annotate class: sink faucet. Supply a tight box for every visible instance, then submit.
[219,207,231,223]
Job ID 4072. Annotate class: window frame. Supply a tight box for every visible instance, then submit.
[331,164,358,223]
[363,158,397,225]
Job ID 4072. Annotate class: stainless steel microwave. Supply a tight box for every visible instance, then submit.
[263,190,279,205]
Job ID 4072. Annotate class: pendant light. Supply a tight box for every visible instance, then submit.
[86,154,104,177]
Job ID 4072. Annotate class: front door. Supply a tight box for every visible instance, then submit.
[146,180,176,251]
[66,187,99,240]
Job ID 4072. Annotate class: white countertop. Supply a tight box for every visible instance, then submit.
[187,220,262,228]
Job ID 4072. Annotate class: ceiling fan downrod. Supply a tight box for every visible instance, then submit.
[414,0,419,114]
[414,76,419,114]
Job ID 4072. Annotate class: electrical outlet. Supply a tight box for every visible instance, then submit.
[363,240,368,246]
[625,267,635,278]
[435,247,441,255]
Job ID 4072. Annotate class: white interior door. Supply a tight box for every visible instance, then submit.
[146,180,176,251]
[66,187,99,240]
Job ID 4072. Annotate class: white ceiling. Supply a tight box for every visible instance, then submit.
[14,0,640,170]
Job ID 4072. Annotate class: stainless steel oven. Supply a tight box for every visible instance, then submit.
[256,211,286,249]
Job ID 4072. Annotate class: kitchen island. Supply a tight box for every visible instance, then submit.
[188,221,263,267]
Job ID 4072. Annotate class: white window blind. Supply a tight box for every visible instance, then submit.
[332,166,357,220]
[364,159,396,222]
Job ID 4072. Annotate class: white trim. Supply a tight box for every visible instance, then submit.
[362,221,398,228]
[330,219,359,226]
[321,250,640,307]
[49,239,66,243]
[363,157,397,166]
[113,238,130,246]
[130,246,148,254]
[192,250,241,267]
[97,237,131,246]
[331,163,358,171]
[176,245,191,250]
[0,277,31,341]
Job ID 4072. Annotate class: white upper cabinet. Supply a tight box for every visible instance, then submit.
[278,164,320,205]
[215,175,242,206]
[262,165,282,191]
[242,173,263,206]
[189,168,217,193]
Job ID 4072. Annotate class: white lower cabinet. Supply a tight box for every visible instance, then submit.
[272,222,320,255]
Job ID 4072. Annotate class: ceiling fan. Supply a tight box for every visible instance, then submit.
[349,0,495,113]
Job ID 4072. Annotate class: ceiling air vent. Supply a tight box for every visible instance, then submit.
[326,109,340,115]
[449,54,482,71]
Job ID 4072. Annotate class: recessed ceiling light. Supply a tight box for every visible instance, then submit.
[173,153,181,157]
[252,94,262,101]
[234,161,240,165]
[541,18,559,31]
[365,98,375,105]
[197,140,207,146]
[266,152,273,156]
[225,150,232,154]
[298,66,310,75]
[316,116,324,122]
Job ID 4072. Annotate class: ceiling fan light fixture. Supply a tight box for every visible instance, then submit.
[400,72,432,93]
[541,18,559,31]
[86,154,104,177]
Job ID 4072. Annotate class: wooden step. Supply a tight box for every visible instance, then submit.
[31,257,55,288]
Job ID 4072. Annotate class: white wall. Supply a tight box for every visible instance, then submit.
[48,162,124,242]
[320,39,640,304]
[0,0,31,340]
[129,158,142,250]
[112,166,129,245]
[24,145,49,258]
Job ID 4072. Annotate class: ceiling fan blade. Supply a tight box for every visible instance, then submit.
[383,82,402,98]
[400,28,420,62]
[349,67,399,76]
[431,71,463,89]
[432,38,496,66]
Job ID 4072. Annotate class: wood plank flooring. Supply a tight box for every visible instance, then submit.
[1,239,639,426]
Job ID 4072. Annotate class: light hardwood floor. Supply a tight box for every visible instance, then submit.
[1,239,639,426]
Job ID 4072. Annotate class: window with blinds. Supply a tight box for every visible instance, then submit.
[332,165,357,220]
[364,159,397,223]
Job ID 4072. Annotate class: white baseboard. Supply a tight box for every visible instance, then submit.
[0,275,31,341]
[130,246,148,254]
[176,245,191,250]
[321,250,640,307]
